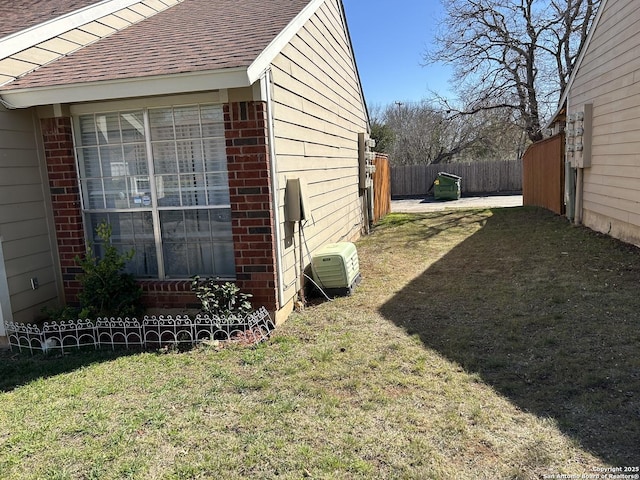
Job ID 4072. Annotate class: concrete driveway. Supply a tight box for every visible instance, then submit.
[391,194,523,213]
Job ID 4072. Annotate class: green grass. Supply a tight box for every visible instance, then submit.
[2,207,639,479]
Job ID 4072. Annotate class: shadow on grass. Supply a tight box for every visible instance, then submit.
[379,207,640,466]
[375,210,491,245]
[0,348,143,393]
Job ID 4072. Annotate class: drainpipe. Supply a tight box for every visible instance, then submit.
[575,167,584,225]
[565,161,576,223]
[0,238,14,336]
[566,100,579,224]
[261,69,285,309]
[572,103,592,225]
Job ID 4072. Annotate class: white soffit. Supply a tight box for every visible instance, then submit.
[0,68,250,108]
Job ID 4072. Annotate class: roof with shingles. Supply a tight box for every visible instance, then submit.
[1,0,312,90]
[0,0,100,37]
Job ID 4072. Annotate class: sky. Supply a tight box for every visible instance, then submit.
[342,0,454,108]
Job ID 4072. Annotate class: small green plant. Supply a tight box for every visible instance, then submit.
[190,276,253,317]
[41,305,91,322]
[75,221,143,319]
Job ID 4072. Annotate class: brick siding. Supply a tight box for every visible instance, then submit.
[138,280,198,310]
[225,101,278,311]
[42,103,278,313]
[41,117,84,304]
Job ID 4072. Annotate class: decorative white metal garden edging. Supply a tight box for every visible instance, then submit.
[4,307,274,354]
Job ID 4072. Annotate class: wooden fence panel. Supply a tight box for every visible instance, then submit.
[373,153,391,221]
[391,160,523,197]
[522,134,565,215]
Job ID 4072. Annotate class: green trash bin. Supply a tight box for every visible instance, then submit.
[433,172,461,200]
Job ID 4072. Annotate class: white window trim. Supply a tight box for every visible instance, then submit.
[72,95,235,280]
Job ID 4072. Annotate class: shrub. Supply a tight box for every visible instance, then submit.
[75,221,143,319]
[41,305,91,322]
[190,277,253,317]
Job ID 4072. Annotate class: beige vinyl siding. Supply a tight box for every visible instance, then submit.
[568,0,640,245]
[270,0,367,303]
[0,107,59,329]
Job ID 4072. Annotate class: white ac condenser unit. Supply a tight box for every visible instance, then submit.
[311,242,361,296]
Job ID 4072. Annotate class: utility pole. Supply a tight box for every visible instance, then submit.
[394,102,404,165]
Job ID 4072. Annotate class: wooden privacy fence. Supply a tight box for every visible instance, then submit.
[372,153,391,221]
[522,133,565,215]
[391,160,522,197]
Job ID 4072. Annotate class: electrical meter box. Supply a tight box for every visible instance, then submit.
[311,242,361,296]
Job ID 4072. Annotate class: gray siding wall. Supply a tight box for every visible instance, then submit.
[270,0,368,305]
[568,0,640,245]
[0,106,59,332]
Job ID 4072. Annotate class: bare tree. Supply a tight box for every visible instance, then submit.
[426,0,600,142]
[378,101,523,166]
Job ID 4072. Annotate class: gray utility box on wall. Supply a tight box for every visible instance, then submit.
[311,242,361,297]
[284,177,309,222]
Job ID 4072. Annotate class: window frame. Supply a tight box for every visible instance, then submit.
[71,94,235,281]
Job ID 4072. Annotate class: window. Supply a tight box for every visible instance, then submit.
[75,103,234,279]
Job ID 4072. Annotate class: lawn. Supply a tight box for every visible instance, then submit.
[1,207,639,479]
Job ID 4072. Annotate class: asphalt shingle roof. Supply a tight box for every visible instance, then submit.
[3,0,312,90]
[0,0,100,38]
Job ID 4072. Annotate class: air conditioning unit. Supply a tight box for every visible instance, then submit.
[311,242,361,296]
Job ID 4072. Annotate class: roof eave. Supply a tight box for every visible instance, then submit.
[247,0,326,83]
[0,67,251,108]
[246,0,370,133]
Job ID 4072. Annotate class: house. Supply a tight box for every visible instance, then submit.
[546,0,640,247]
[0,0,372,342]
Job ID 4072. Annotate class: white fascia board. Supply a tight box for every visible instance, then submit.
[246,0,326,84]
[0,0,145,59]
[247,0,370,132]
[545,0,609,129]
[0,68,251,108]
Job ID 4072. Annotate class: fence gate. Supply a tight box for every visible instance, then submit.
[373,153,391,222]
[522,133,565,215]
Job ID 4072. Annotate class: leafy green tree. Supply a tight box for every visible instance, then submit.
[370,121,395,154]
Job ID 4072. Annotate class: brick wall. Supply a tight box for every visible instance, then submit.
[225,101,278,311]
[138,280,198,310]
[42,103,279,313]
[41,117,84,304]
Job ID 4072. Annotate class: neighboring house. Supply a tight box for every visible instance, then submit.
[547,0,640,247]
[0,0,372,341]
